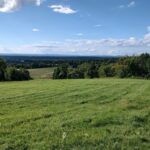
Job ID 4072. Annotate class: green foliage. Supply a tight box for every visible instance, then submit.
[0,58,31,81]
[53,64,68,79]
[99,64,115,77]
[68,69,84,79]
[53,62,99,79]
[0,58,7,81]
[0,79,150,149]
[5,67,31,81]
[53,53,150,80]
[115,64,129,78]
[118,53,150,78]
[86,63,99,78]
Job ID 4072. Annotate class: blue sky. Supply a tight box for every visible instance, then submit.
[0,0,150,56]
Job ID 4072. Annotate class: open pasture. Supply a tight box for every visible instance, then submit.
[0,79,150,150]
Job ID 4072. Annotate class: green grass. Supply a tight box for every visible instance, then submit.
[0,79,150,150]
[28,68,54,79]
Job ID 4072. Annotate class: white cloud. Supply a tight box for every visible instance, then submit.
[143,33,150,44]
[119,5,125,9]
[49,5,76,14]
[119,1,135,9]
[35,0,45,6]
[94,24,102,28]
[0,0,20,12]
[128,1,135,8]
[1,27,150,56]
[1,35,150,56]
[32,28,40,32]
[0,0,44,13]
[76,33,83,36]
[147,26,150,32]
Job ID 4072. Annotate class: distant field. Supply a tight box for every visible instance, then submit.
[0,79,150,150]
[28,68,54,79]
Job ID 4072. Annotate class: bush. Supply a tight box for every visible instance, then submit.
[0,58,31,81]
[53,64,68,79]
[68,69,84,79]
[5,67,31,81]
[115,64,129,78]
[99,65,115,77]
[86,63,99,78]
[0,58,7,81]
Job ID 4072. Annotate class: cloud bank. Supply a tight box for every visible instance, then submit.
[1,31,150,56]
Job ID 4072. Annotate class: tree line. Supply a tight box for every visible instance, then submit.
[0,58,31,81]
[2,55,118,69]
[53,53,150,79]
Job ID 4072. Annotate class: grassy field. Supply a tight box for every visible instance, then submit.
[28,68,54,79]
[0,79,150,150]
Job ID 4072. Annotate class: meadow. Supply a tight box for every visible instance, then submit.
[28,68,55,79]
[0,79,150,150]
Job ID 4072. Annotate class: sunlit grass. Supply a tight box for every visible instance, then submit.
[28,68,55,79]
[0,79,150,150]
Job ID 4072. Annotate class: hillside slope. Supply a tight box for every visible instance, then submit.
[0,79,150,150]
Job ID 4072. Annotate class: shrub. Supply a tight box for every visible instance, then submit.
[86,63,99,78]
[0,58,7,81]
[5,67,31,81]
[99,65,115,77]
[53,64,68,79]
[68,69,84,79]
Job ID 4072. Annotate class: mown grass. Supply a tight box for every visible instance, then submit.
[0,79,150,150]
[28,68,54,79]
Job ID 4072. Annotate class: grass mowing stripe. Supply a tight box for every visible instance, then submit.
[0,79,150,150]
